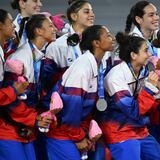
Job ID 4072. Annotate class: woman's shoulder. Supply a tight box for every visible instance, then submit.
[110,62,127,74]
[46,33,69,51]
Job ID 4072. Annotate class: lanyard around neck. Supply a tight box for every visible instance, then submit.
[147,41,158,56]
[96,62,108,112]
[0,55,4,83]
[72,46,79,59]
[128,63,142,97]
[68,28,80,59]
[140,30,158,56]
[29,41,41,84]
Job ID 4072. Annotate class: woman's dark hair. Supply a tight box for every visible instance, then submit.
[67,0,89,23]
[152,30,160,48]
[18,17,29,40]
[11,0,27,12]
[116,32,146,63]
[125,1,150,34]
[67,33,80,46]
[68,0,76,5]
[25,14,47,40]
[0,9,9,23]
[80,25,103,53]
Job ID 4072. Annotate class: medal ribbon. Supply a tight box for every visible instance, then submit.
[128,63,142,98]
[29,42,42,98]
[72,46,79,59]
[140,30,158,56]
[0,52,4,88]
[68,28,80,59]
[97,63,105,99]
[147,41,158,56]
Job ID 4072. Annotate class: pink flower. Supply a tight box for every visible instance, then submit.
[41,91,63,122]
[51,14,66,31]
[6,59,24,75]
[89,120,102,140]
[40,111,57,122]
[39,92,63,133]
[50,91,63,110]
[41,12,66,31]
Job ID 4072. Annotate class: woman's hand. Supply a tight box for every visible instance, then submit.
[36,114,53,128]
[75,138,92,152]
[50,108,62,114]
[13,81,29,95]
[148,71,159,87]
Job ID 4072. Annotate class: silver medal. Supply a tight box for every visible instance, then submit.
[96,99,107,111]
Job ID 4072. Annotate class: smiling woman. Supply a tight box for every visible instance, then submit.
[0,9,15,83]
[99,32,160,160]
[10,0,43,46]
[124,0,160,145]
[11,0,42,17]
[0,10,53,160]
[41,0,95,94]
[2,14,56,160]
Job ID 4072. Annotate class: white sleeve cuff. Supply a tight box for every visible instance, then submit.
[145,81,159,94]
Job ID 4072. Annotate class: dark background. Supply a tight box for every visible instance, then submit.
[1,0,160,34]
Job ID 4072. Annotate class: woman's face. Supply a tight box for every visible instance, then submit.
[138,4,159,32]
[133,42,151,66]
[1,13,16,40]
[98,27,115,52]
[20,0,42,17]
[40,18,57,43]
[72,3,95,29]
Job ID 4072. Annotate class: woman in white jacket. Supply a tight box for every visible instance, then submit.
[4,14,56,160]
[125,0,160,144]
[11,0,43,46]
[41,0,95,93]
[43,24,115,160]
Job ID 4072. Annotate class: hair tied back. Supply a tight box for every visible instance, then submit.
[67,33,80,46]
[115,32,127,45]
[68,0,79,5]
[152,30,160,48]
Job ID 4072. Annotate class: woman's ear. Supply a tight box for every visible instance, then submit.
[19,0,26,9]
[92,40,100,48]
[70,13,77,22]
[34,28,43,37]
[0,22,4,30]
[130,51,137,60]
[135,16,143,25]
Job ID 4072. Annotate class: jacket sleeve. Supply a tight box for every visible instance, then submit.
[0,86,17,106]
[146,99,160,125]
[3,71,38,127]
[107,75,156,123]
[41,58,66,94]
[8,101,38,127]
[41,41,68,93]
[138,88,157,115]
[54,69,94,141]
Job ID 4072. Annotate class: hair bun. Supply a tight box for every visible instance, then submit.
[116,32,127,45]
[157,30,160,40]
[67,33,80,46]
[152,39,160,48]
[152,30,160,48]
[18,17,30,39]
[11,0,19,10]
[68,0,78,5]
